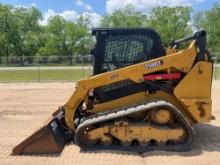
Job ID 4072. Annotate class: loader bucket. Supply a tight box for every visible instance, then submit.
[12,110,70,155]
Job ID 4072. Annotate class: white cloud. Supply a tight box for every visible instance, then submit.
[75,0,93,11]
[39,9,101,27]
[106,0,205,13]
[76,0,84,7]
[85,4,93,11]
[39,9,78,25]
[60,10,78,21]
[15,2,37,8]
[39,9,56,26]
[30,2,37,7]
[80,12,102,27]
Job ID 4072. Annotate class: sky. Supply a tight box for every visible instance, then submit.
[0,0,219,26]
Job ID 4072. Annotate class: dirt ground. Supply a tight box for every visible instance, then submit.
[0,81,220,165]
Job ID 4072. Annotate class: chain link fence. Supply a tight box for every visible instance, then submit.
[0,55,93,82]
[0,54,219,82]
[212,53,219,80]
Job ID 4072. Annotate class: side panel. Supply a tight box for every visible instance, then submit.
[174,61,212,123]
[88,92,148,113]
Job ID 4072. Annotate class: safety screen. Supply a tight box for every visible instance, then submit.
[101,34,153,72]
[94,79,145,102]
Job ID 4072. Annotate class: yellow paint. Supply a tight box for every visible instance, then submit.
[180,99,211,122]
[154,109,171,124]
[174,62,212,99]
[88,121,184,144]
[174,61,212,122]
[87,92,148,113]
[63,40,211,130]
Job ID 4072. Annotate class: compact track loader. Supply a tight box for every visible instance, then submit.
[12,28,213,155]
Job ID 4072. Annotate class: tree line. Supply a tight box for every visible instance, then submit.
[0,3,219,65]
[100,4,220,55]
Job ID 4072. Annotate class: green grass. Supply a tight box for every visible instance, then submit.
[0,67,219,82]
[0,69,91,82]
[215,67,220,79]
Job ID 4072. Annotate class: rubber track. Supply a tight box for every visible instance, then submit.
[74,100,195,152]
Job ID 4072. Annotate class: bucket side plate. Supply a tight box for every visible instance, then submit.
[12,116,66,155]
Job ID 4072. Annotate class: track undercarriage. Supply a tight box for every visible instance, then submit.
[75,100,195,152]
